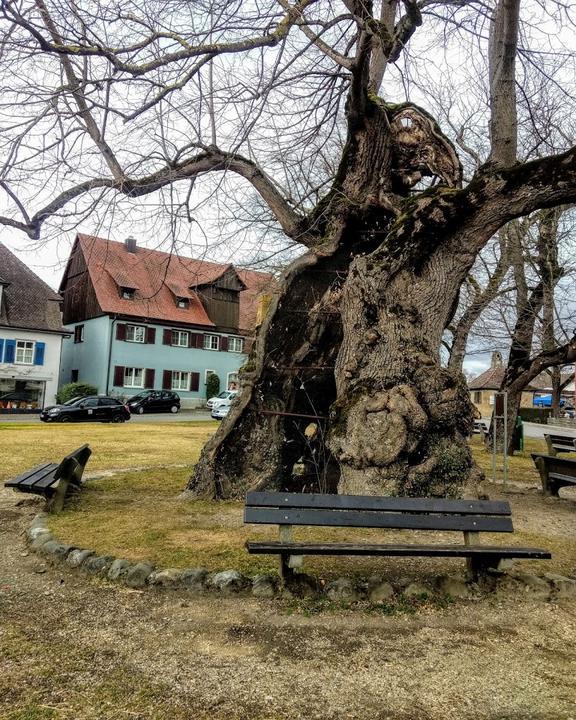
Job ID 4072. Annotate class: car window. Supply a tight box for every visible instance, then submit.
[99,397,119,406]
[82,398,100,408]
[64,397,83,406]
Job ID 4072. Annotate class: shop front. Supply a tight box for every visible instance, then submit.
[0,378,45,412]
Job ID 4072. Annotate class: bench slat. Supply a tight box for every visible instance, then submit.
[245,492,511,516]
[244,507,514,533]
[246,541,551,559]
[548,473,576,484]
[5,463,58,489]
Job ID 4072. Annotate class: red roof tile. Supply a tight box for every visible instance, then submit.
[75,234,275,331]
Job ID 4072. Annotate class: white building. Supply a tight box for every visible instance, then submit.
[0,243,67,411]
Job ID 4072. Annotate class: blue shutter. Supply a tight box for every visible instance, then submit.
[0,339,4,362]
[34,342,46,366]
[4,339,15,363]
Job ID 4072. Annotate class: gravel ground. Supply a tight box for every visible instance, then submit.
[1,485,576,720]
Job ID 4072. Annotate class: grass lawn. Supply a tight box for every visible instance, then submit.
[2,423,574,579]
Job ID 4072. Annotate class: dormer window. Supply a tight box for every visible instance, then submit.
[176,297,189,309]
[121,287,135,300]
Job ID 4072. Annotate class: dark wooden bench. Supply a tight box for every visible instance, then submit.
[244,491,550,581]
[543,433,576,456]
[4,444,92,513]
[531,453,576,496]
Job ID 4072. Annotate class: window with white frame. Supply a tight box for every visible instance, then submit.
[227,372,239,390]
[126,325,145,343]
[124,367,144,388]
[205,369,216,383]
[203,334,219,351]
[171,371,190,390]
[171,330,189,347]
[15,340,34,364]
[228,336,244,353]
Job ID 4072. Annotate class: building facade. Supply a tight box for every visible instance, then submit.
[58,234,273,407]
[0,243,67,411]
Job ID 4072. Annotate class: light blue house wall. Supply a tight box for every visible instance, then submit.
[60,316,247,407]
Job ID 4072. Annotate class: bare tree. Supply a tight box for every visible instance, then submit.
[1,1,576,498]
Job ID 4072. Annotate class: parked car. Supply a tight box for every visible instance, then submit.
[206,390,238,409]
[533,395,566,408]
[40,396,130,423]
[211,402,231,420]
[126,390,181,414]
[473,420,489,435]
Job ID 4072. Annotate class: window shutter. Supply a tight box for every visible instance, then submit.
[163,329,172,345]
[190,372,200,392]
[116,323,126,341]
[187,332,194,348]
[4,339,15,363]
[113,366,125,387]
[146,327,156,344]
[190,332,203,348]
[144,368,155,389]
[163,370,172,389]
[0,339,4,362]
[219,336,228,352]
[33,342,45,366]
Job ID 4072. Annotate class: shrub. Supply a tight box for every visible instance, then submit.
[206,372,220,399]
[56,382,98,404]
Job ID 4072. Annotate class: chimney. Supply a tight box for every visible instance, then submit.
[124,236,137,253]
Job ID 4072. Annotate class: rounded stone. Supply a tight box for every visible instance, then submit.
[543,573,576,597]
[27,526,52,542]
[67,549,95,568]
[82,554,115,575]
[29,513,49,529]
[107,559,132,581]
[148,568,184,588]
[180,568,209,592]
[403,582,430,599]
[208,570,250,594]
[368,581,395,603]
[39,540,73,561]
[325,577,360,603]
[252,574,279,598]
[123,562,154,588]
[435,575,472,599]
[31,533,54,551]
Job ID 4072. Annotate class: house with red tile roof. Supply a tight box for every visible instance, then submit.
[58,234,275,406]
[0,242,68,411]
[468,351,573,417]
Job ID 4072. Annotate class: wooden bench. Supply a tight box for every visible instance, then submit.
[4,444,92,513]
[543,433,576,456]
[531,453,576,496]
[244,491,550,581]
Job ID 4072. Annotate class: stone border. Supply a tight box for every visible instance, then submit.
[26,513,576,603]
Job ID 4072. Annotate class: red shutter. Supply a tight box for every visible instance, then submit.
[116,324,126,341]
[144,369,155,389]
[163,329,172,345]
[113,366,125,387]
[219,336,228,352]
[146,328,156,344]
[162,370,172,390]
[191,332,203,348]
[187,332,194,348]
[190,372,200,392]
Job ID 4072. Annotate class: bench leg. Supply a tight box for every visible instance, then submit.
[466,556,504,582]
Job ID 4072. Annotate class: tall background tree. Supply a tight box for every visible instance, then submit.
[1,1,576,498]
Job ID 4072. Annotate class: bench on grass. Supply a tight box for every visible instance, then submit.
[543,433,576,456]
[244,491,551,581]
[4,444,92,513]
[531,453,576,496]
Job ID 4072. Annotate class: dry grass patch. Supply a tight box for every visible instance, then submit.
[0,421,216,481]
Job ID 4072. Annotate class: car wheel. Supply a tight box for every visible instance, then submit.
[170,405,179,413]
[59,415,72,423]
[111,414,124,423]
[137,406,144,415]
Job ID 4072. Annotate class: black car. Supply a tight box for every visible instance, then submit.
[126,390,181,414]
[40,396,131,423]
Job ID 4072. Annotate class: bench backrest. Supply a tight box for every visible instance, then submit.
[54,444,92,480]
[244,492,514,533]
[532,453,576,475]
[544,434,576,451]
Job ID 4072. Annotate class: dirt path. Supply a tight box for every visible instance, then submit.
[1,487,576,720]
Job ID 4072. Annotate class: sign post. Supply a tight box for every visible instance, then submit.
[492,391,508,491]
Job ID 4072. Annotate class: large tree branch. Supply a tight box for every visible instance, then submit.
[487,0,520,166]
[1,149,307,243]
